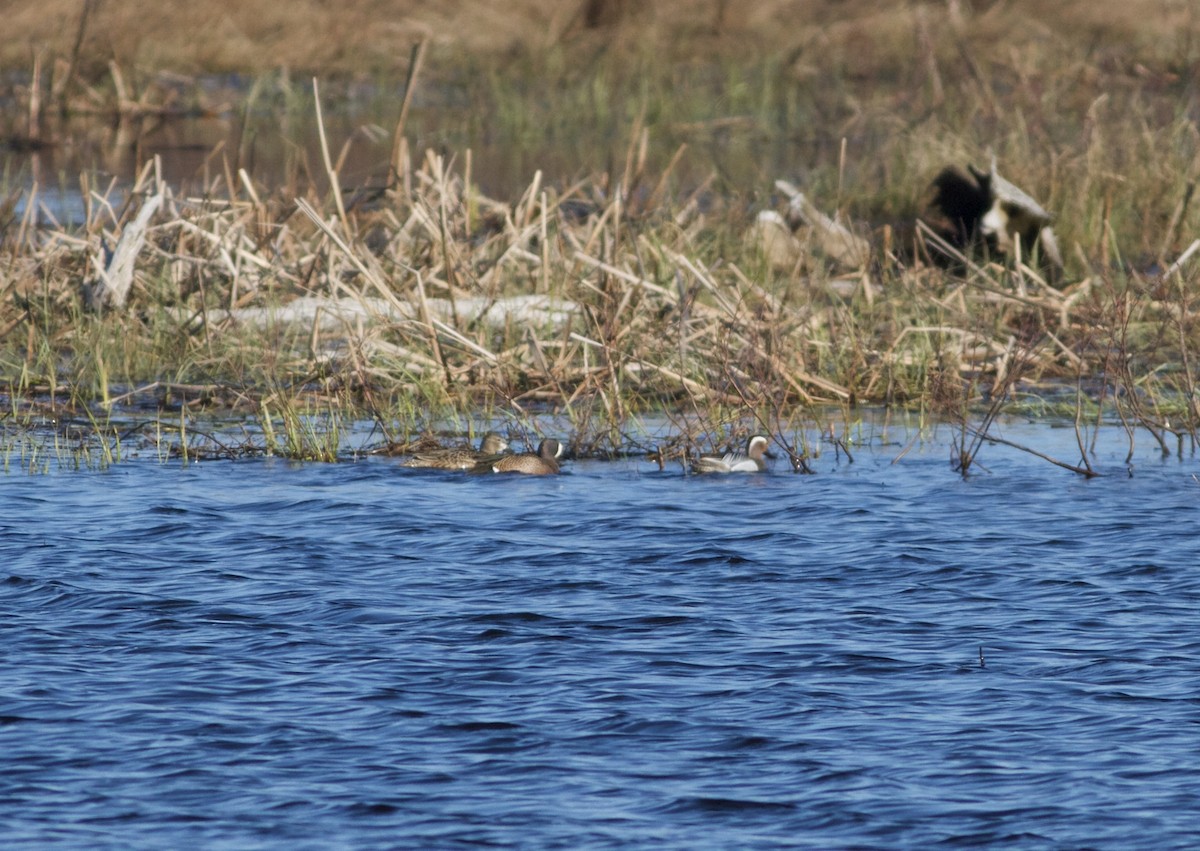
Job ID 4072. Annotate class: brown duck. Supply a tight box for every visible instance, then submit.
[474,438,564,475]
[401,432,509,470]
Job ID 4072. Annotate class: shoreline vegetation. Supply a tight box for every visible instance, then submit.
[2,1,1200,476]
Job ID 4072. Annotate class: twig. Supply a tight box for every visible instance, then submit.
[312,78,348,230]
[392,40,427,181]
[966,426,1101,477]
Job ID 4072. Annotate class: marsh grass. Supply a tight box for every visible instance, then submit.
[3,2,1200,473]
[0,402,125,473]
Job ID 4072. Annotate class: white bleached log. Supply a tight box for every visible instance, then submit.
[87,191,165,310]
[208,293,578,332]
[773,180,870,269]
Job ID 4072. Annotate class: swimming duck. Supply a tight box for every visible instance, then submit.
[692,434,770,474]
[401,432,509,470]
[474,438,563,475]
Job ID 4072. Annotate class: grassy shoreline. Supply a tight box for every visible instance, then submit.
[2,3,1200,474]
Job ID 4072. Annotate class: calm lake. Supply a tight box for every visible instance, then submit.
[3,420,1199,848]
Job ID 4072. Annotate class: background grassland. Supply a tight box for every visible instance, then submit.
[3,1,1195,76]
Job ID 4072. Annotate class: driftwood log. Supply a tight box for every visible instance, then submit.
[85,190,165,310]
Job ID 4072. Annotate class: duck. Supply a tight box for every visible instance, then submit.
[474,438,563,475]
[401,432,509,470]
[692,434,770,474]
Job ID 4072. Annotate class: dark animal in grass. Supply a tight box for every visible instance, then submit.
[928,158,1063,283]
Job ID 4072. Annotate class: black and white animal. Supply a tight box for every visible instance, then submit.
[929,158,1063,281]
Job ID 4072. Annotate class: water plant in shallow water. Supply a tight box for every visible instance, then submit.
[259,399,343,463]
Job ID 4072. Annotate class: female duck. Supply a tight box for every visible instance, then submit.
[692,434,770,474]
[402,432,509,470]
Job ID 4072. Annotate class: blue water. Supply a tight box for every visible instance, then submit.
[3,423,1200,848]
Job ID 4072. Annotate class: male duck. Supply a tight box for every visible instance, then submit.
[475,438,563,475]
[692,434,770,474]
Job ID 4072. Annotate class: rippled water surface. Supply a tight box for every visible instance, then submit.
[4,424,1200,848]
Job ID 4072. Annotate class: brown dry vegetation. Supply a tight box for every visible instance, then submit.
[2,0,1200,470]
[3,0,1195,76]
